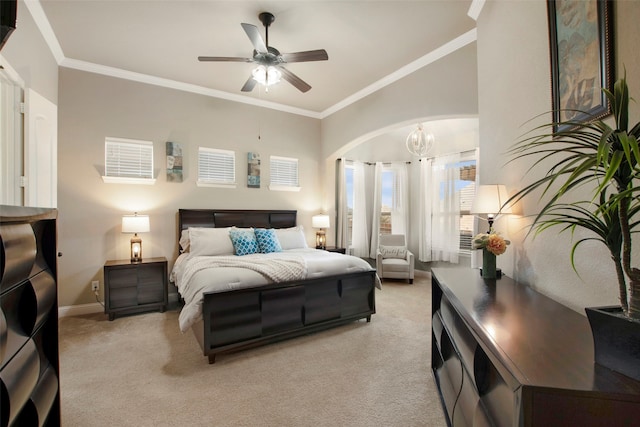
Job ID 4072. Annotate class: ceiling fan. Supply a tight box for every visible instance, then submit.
[198,12,328,93]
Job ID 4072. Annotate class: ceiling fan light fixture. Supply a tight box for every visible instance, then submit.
[406,124,434,157]
[252,65,281,86]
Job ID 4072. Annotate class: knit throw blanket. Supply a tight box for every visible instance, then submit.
[180,252,308,289]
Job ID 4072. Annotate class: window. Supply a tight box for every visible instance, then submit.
[197,147,236,187]
[269,156,300,191]
[345,163,354,245]
[103,137,155,184]
[379,169,394,235]
[458,160,476,253]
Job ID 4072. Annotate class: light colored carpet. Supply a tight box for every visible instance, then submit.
[59,271,447,426]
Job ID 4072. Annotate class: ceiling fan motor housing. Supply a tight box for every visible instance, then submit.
[254,46,282,65]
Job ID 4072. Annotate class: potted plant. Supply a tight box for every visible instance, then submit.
[507,76,640,381]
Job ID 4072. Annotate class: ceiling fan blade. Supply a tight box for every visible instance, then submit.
[241,23,268,53]
[279,67,312,93]
[198,56,253,62]
[241,76,257,92]
[280,49,328,63]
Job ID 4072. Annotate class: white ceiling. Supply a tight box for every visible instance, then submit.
[36,0,478,118]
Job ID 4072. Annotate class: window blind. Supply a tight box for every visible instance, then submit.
[270,156,299,188]
[105,138,153,179]
[198,147,235,185]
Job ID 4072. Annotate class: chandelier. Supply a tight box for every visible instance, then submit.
[405,124,434,157]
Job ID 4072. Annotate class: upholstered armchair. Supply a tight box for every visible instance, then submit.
[376,234,414,284]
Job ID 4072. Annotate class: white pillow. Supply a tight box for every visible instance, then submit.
[179,229,191,252]
[188,227,234,256]
[275,225,308,250]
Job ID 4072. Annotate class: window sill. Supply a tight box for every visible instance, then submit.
[268,185,301,192]
[102,176,156,185]
[197,181,237,188]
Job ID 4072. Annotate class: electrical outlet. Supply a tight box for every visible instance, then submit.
[91,280,99,292]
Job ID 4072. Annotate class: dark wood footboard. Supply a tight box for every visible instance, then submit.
[197,270,376,363]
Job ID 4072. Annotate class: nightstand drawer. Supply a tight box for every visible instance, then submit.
[110,286,137,308]
[138,283,164,304]
[107,269,138,288]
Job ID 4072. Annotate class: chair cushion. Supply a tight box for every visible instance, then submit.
[381,258,410,272]
[379,245,407,259]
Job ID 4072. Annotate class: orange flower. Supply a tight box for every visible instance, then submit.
[472,232,510,255]
[486,234,507,255]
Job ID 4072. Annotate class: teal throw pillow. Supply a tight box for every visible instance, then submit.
[255,228,282,253]
[229,228,259,256]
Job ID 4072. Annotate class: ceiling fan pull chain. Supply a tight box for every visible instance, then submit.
[258,86,262,140]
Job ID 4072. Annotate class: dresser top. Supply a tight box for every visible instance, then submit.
[432,267,640,395]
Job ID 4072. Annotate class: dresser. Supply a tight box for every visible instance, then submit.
[0,206,60,427]
[431,267,640,426]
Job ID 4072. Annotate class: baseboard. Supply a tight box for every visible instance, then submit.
[58,293,180,318]
[58,302,103,318]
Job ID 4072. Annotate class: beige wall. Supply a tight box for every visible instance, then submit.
[57,69,321,306]
[477,0,640,313]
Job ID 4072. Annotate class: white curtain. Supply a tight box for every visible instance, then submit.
[351,161,370,257]
[336,159,349,249]
[369,162,383,258]
[420,153,461,263]
[471,148,481,269]
[390,162,409,236]
[419,158,433,261]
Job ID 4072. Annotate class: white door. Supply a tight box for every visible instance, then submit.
[0,73,23,206]
[25,89,57,208]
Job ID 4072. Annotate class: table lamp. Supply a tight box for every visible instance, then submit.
[122,213,150,262]
[471,184,512,233]
[312,214,330,249]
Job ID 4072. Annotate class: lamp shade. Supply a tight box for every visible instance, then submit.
[471,185,512,216]
[122,214,150,233]
[312,214,330,229]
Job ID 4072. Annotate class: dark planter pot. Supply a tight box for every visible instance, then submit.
[585,305,640,382]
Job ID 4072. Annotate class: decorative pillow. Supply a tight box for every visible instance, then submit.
[379,245,407,259]
[229,227,259,256]
[254,228,282,254]
[188,227,234,256]
[275,225,308,250]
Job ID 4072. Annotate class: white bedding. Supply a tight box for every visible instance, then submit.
[172,248,379,332]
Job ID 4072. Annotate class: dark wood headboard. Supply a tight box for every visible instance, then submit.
[178,209,297,233]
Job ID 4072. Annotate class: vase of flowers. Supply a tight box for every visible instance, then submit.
[473,232,510,279]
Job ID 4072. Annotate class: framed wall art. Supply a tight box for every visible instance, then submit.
[547,0,614,133]
[166,141,183,182]
[247,152,260,188]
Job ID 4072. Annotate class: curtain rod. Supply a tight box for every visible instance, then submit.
[418,149,477,161]
[363,161,411,166]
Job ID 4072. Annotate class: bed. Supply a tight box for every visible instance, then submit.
[173,209,378,363]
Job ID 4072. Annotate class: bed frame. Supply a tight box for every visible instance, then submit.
[178,209,377,363]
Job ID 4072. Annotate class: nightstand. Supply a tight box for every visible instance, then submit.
[324,246,346,254]
[104,257,168,320]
